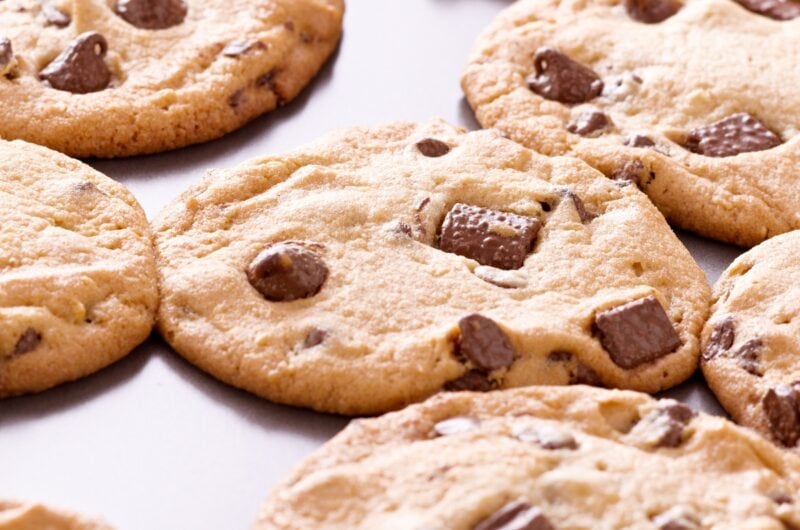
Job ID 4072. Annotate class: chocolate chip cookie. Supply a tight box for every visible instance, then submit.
[0,500,113,529]
[252,386,800,529]
[462,0,800,246]
[153,120,710,415]
[702,230,800,451]
[0,140,158,397]
[0,0,343,157]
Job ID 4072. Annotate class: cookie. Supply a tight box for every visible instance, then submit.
[462,0,800,246]
[0,500,113,530]
[701,230,800,451]
[0,140,158,397]
[252,386,800,529]
[154,120,709,414]
[0,0,343,157]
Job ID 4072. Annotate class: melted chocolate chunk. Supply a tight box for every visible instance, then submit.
[625,0,682,23]
[114,0,187,30]
[595,296,681,369]
[515,424,578,450]
[458,314,515,371]
[685,113,782,157]
[735,0,800,19]
[444,369,494,392]
[624,134,656,148]
[563,190,597,223]
[13,328,41,356]
[651,402,696,448]
[303,328,327,348]
[567,111,609,136]
[702,317,735,361]
[433,416,480,437]
[439,203,540,270]
[762,383,800,447]
[527,47,603,104]
[39,32,110,94]
[416,138,450,157]
[610,159,646,188]
[474,501,555,530]
[43,3,71,27]
[222,40,267,57]
[247,242,328,302]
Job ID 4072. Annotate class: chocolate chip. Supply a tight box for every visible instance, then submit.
[12,328,41,356]
[567,111,609,136]
[624,134,656,148]
[42,3,71,27]
[439,204,540,270]
[222,40,267,57]
[114,0,187,29]
[702,317,735,361]
[247,242,328,302]
[284,21,295,32]
[734,338,762,375]
[395,221,414,237]
[303,328,327,348]
[652,507,701,530]
[650,402,696,448]
[610,159,646,188]
[595,296,681,369]
[444,369,493,392]
[527,47,603,104]
[563,190,597,223]
[416,138,450,157]
[514,424,578,450]
[474,501,555,530]
[0,38,12,73]
[570,363,604,386]
[685,113,782,157]
[458,314,515,372]
[735,0,800,19]
[39,32,110,94]
[433,416,480,436]
[771,493,793,505]
[625,0,682,23]
[228,89,244,108]
[762,383,800,447]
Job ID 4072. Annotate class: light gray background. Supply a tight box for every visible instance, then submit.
[0,1,744,528]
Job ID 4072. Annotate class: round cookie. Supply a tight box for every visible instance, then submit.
[0,140,158,397]
[462,0,800,247]
[0,500,113,530]
[701,230,800,451]
[0,0,343,157]
[154,120,709,414]
[253,386,800,529]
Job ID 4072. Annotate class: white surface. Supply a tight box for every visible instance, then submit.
[0,1,744,528]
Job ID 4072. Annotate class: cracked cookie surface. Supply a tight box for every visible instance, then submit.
[0,140,157,397]
[0,500,113,530]
[462,0,800,246]
[153,120,709,415]
[0,0,343,157]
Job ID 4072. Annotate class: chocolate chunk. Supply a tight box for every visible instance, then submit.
[43,3,71,27]
[734,338,762,375]
[651,402,696,448]
[247,242,328,302]
[624,134,656,148]
[444,369,493,392]
[685,113,782,157]
[610,159,645,188]
[567,111,609,136]
[416,138,450,157]
[770,493,793,505]
[13,328,41,356]
[222,40,267,57]
[735,0,800,19]
[625,0,682,23]
[114,0,187,29]
[595,296,681,369]
[39,32,110,94]
[228,89,244,108]
[0,38,12,72]
[702,317,735,361]
[303,328,327,348]
[762,383,800,447]
[458,314,515,372]
[563,190,597,223]
[514,424,578,450]
[652,507,701,530]
[439,203,540,270]
[474,501,555,530]
[433,416,480,437]
[547,350,573,363]
[528,47,603,104]
[570,363,604,386]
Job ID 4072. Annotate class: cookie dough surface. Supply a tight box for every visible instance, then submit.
[154,120,709,415]
[462,0,800,246]
[253,386,800,530]
[0,500,113,530]
[702,230,800,451]
[0,140,158,397]
[0,0,343,157]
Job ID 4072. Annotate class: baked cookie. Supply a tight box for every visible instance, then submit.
[0,0,343,157]
[154,120,709,414]
[462,0,800,246]
[0,500,113,530]
[0,140,157,397]
[253,386,800,529]
[701,230,800,451]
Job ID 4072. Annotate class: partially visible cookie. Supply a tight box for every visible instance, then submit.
[462,0,800,246]
[0,140,158,397]
[0,500,113,530]
[154,120,709,415]
[701,230,800,451]
[0,0,343,157]
[253,386,800,529]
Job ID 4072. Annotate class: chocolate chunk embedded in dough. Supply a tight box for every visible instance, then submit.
[624,134,656,148]
[702,317,735,361]
[39,32,110,93]
[114,0,187,30]
[12,328,41,356]
[595,296,681,369]
[42,3,71,27]
[527,47,603,104]
[458,314,515,372]
[652,402,696,447]
[685,113,782,157]
[416,138,451,157]
[763,383,800,447]
[0,38,12,74]
[474,501,555,530]
[567,111,609,136]
[247,242,328,302]
[735,0,800,20]
[625,0,682,23]
[444,369,493,392]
